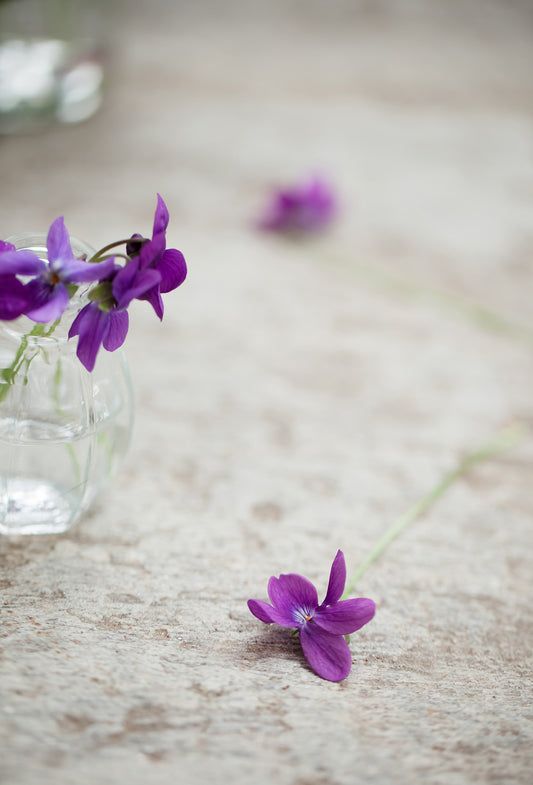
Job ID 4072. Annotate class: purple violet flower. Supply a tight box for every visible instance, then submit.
[127,194,187,319]
[248,550,375,682]
[0,217,115,323]
[68,256,162,373]
[257,176,337,235]
[1,196,188,374]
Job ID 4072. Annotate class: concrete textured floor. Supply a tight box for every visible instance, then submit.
[1,1,532,783]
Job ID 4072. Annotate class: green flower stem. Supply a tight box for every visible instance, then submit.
[89,239,141,262]
[342,424,527,598]
[0,320,60,403]
[91,252,130,264]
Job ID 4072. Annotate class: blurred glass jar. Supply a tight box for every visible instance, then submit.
[0,0,110,133]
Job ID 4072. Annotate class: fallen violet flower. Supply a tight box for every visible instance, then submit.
[257,176,337,235]
[248,550,375,682]
[247,429,525,684]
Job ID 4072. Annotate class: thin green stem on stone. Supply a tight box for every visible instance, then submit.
[324,253,533,349]
[342,424,527,598]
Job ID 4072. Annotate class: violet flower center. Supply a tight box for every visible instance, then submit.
[294,607,314,626]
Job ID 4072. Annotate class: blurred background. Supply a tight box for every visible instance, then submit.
[1,0,532,324]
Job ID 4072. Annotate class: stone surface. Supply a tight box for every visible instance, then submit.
[1,1,532,783]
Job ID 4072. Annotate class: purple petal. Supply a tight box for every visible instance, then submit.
[68,302,90,338]
[47,216,73,263]
[247,599,277,624]
[59,255,116,284]
[298,178,337,231]
[112,259,161,309]
[267,574,319,626]
[137,284,164,320]
[0,241,16,252]
[158,248,187,293]
[314,598,376,635]
[126,269,163,303]
[0,249,46,276]
[322,550,346,606]
[102,310,129,352]
[299,624,352,682]
[264,577,300,626]
[111,257,139,300]
[68,303,108,372]
[24,281,70,323]
[0,275,31,319]
[152,194,169,237]
[249,588,301,627]
[138,232,165,270]
[277,573,319,611]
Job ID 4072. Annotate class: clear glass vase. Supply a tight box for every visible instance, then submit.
[0,232,133,535]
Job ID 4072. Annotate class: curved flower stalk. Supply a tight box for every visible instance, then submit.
[0,195,187,373]
[248,550,375,682]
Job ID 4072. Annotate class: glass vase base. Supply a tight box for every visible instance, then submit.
[0,477,78,535]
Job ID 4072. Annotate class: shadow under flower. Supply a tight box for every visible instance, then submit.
[244,625,313,676]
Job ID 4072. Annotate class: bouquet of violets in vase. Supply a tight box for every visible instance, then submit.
[0,195,187,535]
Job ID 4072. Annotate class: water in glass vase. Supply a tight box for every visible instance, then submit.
[0,415,130,535]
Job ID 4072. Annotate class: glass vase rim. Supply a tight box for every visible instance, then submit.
[5,230,96,259]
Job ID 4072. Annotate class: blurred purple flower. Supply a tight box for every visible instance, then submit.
[0,217,115,323]
[257,176,337,235]
[248,550,375,682]
[127,194,187,319]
